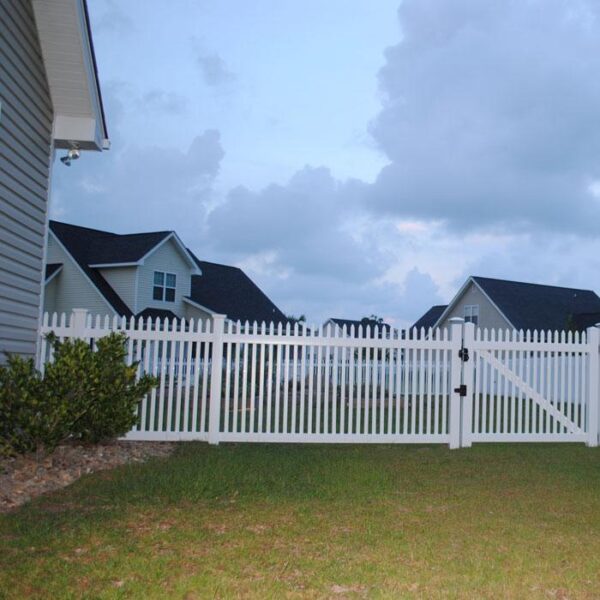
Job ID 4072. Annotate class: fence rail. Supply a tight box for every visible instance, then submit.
[38,309,600,448]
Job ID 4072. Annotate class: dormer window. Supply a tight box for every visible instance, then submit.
[153,271,176,302]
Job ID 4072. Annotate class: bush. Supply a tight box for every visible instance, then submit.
[0,355,46,456]
[0,332,158,456]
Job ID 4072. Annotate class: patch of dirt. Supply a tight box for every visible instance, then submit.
[0,441,175,513]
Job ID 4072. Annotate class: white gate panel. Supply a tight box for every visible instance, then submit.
[467,328,591,443]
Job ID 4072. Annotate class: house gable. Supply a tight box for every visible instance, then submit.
[136,237,194,318]
[436,279,512,331]
[44,231,115,318]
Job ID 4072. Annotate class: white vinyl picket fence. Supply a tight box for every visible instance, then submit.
[38,309,600,448]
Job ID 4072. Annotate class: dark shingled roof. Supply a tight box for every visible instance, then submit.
[136,308,179,321]
[50,221,171,265]
[412,305,447,331]
[45,263,63,281]
[570,312,600,331]
[472,276,600,332]
[188,253,287,324]
[49,221,171,317]
[328,318,391,337]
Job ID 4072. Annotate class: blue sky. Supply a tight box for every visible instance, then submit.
[52,0,600,327]
[87,0,398,188]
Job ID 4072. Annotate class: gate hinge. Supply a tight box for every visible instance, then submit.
[454,384,467,397]
[458,347,469,362]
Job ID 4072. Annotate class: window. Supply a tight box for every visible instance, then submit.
[153,271,176,302]
[464,304,479,325]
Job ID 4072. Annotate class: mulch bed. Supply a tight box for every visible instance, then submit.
[0,441,175,513]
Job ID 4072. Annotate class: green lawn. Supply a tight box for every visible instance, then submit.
[2,443,600,599]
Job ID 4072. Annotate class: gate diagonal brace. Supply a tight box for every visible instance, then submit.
[481,349,582,435]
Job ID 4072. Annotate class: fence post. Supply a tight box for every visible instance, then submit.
[449,318,464,449]
[208,314,226,445]
[586,325,600,447]
[70,308,89,339]
[460,321,475,448]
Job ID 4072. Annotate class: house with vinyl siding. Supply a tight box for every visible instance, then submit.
[413,276,600,333]
[0,0,109,359]
[44,220,288,326]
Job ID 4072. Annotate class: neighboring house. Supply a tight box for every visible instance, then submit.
[44,221,288,325]
[324,318,392,338]
[0,0,109,358]
[419,276,600,332]
[411,305,447,331]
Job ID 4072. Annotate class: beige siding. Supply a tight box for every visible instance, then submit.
[183,302,213,322]
[44,274,58,314]
[0,0,54,357]
[44,233,114,319]
[438,281,512,331]
[137,239,192,317]
[99,267,137,313]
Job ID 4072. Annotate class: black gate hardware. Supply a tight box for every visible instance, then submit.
[454,384,467,397]
[458,347,469,362]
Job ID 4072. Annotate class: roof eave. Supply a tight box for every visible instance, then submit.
[32,0,109,152]
[89,262,141,269]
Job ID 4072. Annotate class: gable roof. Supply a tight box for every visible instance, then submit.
[188,253,287,324]
[49,221,146,317]
[412,305,447,331]
[435,276,600,332]
[50,220,172,265]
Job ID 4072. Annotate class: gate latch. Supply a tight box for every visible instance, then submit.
[454,384,467,397]
[458,347,469,362]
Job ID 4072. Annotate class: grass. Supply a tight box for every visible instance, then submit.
[2,444,600,598]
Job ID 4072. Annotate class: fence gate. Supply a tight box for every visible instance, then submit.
[462,323,599,446]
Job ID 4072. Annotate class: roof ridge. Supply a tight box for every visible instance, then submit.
[50,220,116,237]
[186,246,246,273]
[51,220,173,239]
[473,275,594,294]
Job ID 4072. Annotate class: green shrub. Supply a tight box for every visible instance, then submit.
[0,332,158,456]
[0,354,46,456]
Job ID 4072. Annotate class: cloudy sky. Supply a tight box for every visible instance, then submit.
[51,0,600,327]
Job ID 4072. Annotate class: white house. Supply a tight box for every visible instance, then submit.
[45,221,288,325]
[0,0,109,358]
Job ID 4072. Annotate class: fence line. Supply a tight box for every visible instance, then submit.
[38,310,600,448]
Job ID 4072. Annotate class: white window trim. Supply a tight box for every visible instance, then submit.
[153,270,177,303]
[464,304,479,325]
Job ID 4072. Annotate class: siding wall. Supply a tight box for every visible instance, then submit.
[99,266,137,313]
[44,233,114,319]
[137,240,192,317]
[0,0,54,358]
[439,282,512,331]
[183,302,213,322]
